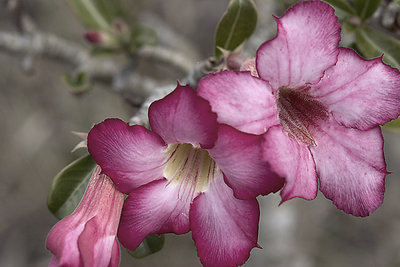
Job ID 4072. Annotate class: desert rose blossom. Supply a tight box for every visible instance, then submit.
[198,0,400,217]
[87,84,283,267]
[46,166,124,267]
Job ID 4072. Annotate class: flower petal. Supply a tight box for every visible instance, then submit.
[198,71,279,135]
[47,222,83,267]
[240,58,258,77]
[190,177,260,267]
[117,179,196,250]
[256,1,340,89]
[208,124,283,199]
[88,118,167,194]
[263,126,318,202]
[49,257,59,267]
[310,117,387,217]
[109,238,120,267]
[311,48,400,130]
[149,83,218,149]
[46,167,124,266]
[78,217,118,267]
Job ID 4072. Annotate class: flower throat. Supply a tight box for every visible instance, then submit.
[277,86,329,146]
[163,143,220,194]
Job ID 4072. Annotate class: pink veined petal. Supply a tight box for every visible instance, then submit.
[78,217,117,267]
[311,47,400,130]
[198,71,279,135]
[310,117,388,217]
[108,238,120,267]
[190,177,260,267]
[256,0,340,89]
[208,124,284,200]
[117,179,197,251]
[87,118,167,194]
[262,126,318,202]
[149,83,218,149]
[46,167,124,267]
[46,223,83,267]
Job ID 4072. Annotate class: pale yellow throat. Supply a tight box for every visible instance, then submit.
[163,143,220,193]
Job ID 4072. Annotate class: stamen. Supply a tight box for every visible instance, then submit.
[164,143,220,196]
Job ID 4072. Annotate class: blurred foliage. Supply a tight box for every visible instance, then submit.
[356,26,400,68]
[62,71,91,94]
[67,0,158,56]
[129,24,158,53]
[67,0,124,30]
[354,0,381,20]
[324,0,355,14]
[128,234,166,258]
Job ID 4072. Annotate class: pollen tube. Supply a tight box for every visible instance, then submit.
[163,143,220,193]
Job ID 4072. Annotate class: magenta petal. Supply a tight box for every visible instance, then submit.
[263,126,318,202]
[190,178,259,267]
[256,1,340,89]
[117,179,196,251]
[149,83,218,149]
[208,124,283,199]
[198,71,279,135]
[88,118,167,194]
[311,48,400,130]
[310,118,387,217]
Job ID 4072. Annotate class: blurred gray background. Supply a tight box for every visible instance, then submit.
[1,0,400,266]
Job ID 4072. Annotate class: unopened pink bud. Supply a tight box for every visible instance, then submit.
[84,31,102,44]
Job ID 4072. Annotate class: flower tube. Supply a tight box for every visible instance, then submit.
[46,166,124,267]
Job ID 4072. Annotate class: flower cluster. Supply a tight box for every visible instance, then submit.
[46,1,400,266]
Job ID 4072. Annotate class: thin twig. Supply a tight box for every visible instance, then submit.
[0,31,195,76]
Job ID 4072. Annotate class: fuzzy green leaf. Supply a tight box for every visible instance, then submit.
[214,0,257,58]
[127,234,165,258]
[356,26,400,69]
[47,154,97,219]
[354,0,381,20]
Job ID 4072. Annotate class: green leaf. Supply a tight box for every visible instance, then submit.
[323,0,355,15]
[127,234,165,258]
[383,116,400,130]
[61,71,91,94]
[356,26,400,69]
[354,0,381,20]
[214,0,257,58]
[67,0,123,30]
[47,154,97,219]
[129,24,158,53]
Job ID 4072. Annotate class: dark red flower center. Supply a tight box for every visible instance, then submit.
[277,86,329,146]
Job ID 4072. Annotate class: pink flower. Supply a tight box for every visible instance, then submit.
[198,0,400,217]
[87,84,283,267]
[46,166,124,267]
